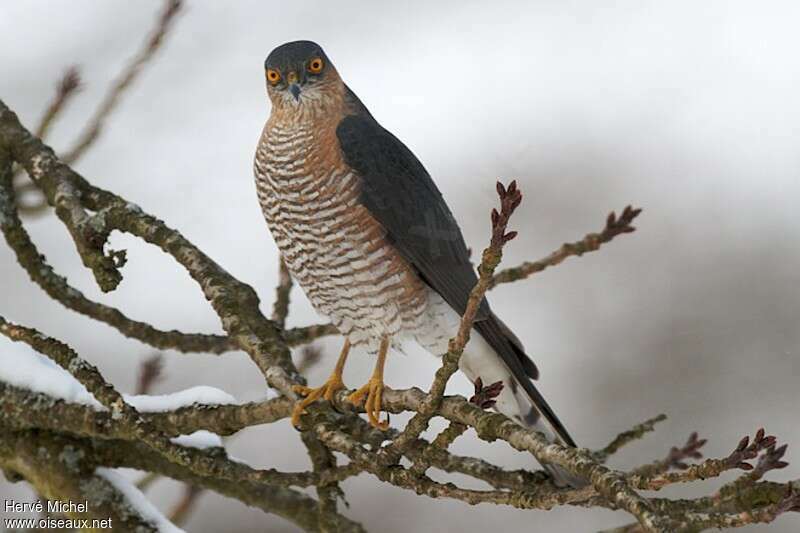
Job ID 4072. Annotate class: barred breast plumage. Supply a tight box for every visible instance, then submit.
[254,113,450,354]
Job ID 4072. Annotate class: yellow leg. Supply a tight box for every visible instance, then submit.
[291,338,350,427]
[346,336,390,430]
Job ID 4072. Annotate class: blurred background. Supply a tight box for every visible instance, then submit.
[2,1,799,531]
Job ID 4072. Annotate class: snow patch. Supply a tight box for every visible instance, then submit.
[0,339,101,407]
[1,338,241,411]
[170,430,223,450]
[95,468,185,533]
[124,386,238,412]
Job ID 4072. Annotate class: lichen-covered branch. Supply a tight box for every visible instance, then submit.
[0,318,330,491]
[11,67,82,215]
[3,159,327,355]
[0,170,232,353]
[0,99,298,392]
[0,428,363,533]
[0,381,293,440]
[1,367,796,531]
[0,430,176,532]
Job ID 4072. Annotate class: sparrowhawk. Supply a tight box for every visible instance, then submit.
[254,41,580,486]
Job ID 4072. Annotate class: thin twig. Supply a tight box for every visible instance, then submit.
[62,0,184,165]
[167,485,203,527]
[36,66,83,140]
[15,0,183,216]
[135,353,164,395]
[594,414,668,463]
[490,205,642,288]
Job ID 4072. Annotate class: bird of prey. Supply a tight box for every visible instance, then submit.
[254,41,580,486]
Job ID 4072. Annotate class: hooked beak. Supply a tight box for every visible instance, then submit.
[287,71,301,101]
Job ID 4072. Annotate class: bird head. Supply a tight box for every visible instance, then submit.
[264,40,340,108]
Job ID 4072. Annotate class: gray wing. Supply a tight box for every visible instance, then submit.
[335,92,577,447]
[336,111,487,322]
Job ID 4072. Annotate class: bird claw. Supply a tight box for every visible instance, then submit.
[291,375,346,427]
[347,377,389,430]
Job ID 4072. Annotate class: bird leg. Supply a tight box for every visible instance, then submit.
[346,336,390,430]
[291,338,350,427]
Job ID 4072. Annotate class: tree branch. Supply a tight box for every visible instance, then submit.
[0,431,177,532]
[0,428,364,533]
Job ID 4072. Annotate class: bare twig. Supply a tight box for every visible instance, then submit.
[629,432,706,480]
[630,429,781,490]
[135,353,164,395]
[593,414,668,463]
[14,0,183,216]
[297,345,323,375]
[35,67,83,140]
[490,205,642,288]
[167,485,203,527]
[62,0,183,165]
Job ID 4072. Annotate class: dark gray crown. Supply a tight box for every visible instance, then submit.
[265,40,329,70]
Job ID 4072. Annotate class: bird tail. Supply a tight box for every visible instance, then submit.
[460,319,586,488]
[505,379,586,488]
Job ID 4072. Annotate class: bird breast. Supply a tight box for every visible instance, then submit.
[254,120,429,352]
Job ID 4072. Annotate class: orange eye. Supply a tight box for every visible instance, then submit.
[307,58,324,74]
[266,69,281,85]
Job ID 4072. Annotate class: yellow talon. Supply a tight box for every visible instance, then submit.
[346,383,369,406]
[291,339,350,427]
[346,336,390,430]
[292,385,314,396]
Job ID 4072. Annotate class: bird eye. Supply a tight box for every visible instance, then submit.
[307,58,324,74]
[266,69,281,85]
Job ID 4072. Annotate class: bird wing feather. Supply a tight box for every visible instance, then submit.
[335,89,577,447]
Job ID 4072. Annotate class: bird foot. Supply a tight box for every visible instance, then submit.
[346,377,389,430]
[291,374,346,427]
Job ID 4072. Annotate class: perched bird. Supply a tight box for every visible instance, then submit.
[254,40,581,486]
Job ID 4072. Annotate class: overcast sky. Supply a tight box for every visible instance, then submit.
[2,1,799,531]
